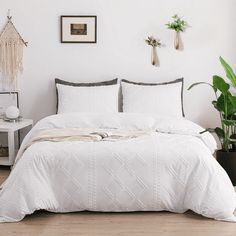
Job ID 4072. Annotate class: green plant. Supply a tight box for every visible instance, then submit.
[188,57,236,152]
[145,36,162,47]
[166,14,188,32]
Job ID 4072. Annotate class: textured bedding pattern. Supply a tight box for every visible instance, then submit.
[0,113,235,222]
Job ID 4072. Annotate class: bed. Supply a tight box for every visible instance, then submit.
[0,78,235,223]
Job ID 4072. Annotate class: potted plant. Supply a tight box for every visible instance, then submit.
[188,57,236,185]
[145,36,163,66]
[166,14,188,50]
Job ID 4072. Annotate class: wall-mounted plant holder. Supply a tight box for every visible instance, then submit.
[145,36,163,67]
[174,31,184,51]
[151,46,159,66]
[166,14,188,51]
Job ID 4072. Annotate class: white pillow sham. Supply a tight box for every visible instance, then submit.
[121,79,184,118]
[56,83,119,114]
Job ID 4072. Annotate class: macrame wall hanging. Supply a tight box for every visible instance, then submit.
[0,10,27,90]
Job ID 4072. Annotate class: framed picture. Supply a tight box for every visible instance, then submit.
[0,92,19,116]
[61,15,97,43]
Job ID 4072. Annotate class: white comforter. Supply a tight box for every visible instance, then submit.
[0,113,235,222]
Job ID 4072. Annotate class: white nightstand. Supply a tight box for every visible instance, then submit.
[0,119,33,166]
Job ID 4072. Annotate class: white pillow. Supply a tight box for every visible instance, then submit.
[121,79,184,117]
[57,83,119,114]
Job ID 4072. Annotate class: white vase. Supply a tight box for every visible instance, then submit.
[174,31,184,51]
[151,47,159,66]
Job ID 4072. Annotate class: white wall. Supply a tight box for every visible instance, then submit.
[0,0,236,128]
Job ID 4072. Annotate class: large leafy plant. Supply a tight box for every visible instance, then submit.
[188,57,236,151]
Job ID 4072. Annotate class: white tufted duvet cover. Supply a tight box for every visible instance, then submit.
[0,113,235,222]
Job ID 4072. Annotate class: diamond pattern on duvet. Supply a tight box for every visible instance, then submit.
[94,136,158,211]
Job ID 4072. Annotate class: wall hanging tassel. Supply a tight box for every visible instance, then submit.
[0,10,28,90]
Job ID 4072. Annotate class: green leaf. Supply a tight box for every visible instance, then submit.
[216,93,236,116]
[213,75,230,94]
[228,94,236,109]
[215,127,225,139]
[220,56,236,88]
[215,94,225,113]
[223,119,234,126]
[226,93,236,116]
[188,82,217,93]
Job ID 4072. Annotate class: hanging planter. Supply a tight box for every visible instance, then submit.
[174,31,181,50]
[166,14,188,50]
[145,36,163,67]
[151,46,158,66]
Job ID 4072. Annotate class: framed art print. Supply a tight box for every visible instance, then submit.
[0,92,19,116]
[61,15,97,43]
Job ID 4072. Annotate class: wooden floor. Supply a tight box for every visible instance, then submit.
[0,166,236,236]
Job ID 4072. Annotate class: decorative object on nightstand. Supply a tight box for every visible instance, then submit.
[166,14,188,51]
[0,118,33,166]
[5,106,20,120]
[0,146,8,157]
[188,57,236,186]
[0,92,19,117]
[145,36,163,66]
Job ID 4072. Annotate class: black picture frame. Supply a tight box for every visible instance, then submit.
[61,15,97,43]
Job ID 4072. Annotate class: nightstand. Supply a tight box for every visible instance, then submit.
[0,119,33,166]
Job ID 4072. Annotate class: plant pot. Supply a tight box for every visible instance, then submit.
[174,31,184,51]
[216,150,236,186]
[151,46,159,67]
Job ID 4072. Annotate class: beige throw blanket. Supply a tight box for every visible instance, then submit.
[25,128,150,149]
